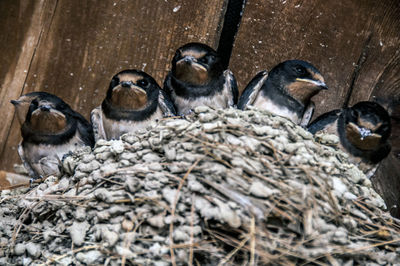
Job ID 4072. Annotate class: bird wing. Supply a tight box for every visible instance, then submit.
[158,89,177,117]
[299,101,315,128]
[163,72,174,97]
[38,156,62,177]
[18,142,39,179]
[307,109,342,134]
[62,105,95,147]
[73,114,95,148]
[237,70,268,110]
[90,106,107,142]
[223,69,239,106]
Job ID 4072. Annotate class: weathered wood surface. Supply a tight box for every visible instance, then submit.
[0,0,227,172]
[230,0,400,216]
[0,0,55,171]
[230,0,400,117]
[373,103,400,218]
[1,0,399,216]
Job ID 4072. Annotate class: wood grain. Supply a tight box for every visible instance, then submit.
[372,101,400,218]
[1,0,399,217]
[231,0,400,217]
[0,0,227,172]
[230,0,399,117]
[0,0,56,166]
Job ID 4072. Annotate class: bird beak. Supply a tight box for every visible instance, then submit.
[177,56,207,72]
[296,78,328,90]
[177,55,196,64]
[358,127,372,140]
[10,100,20,106]
[131,85,147,95]
[40,105,52,112]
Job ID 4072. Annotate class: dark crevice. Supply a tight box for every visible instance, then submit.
[217,0,247,70]
[343,33,372,108]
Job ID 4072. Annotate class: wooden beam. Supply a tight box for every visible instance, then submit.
[231,0,400,217]
[0,0,57,166]
[230,0,397,117]
[0,0,227,172]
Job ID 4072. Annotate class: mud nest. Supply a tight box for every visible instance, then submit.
[1,106,400,265]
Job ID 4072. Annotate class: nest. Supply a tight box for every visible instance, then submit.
[1,106,400,265]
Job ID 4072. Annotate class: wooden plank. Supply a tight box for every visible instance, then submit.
[231,0,400,216]
[346,0,400,218]
[372,102,400,218]
[230,0,395,117]
[347,0,400,106]
[0,0,56,167]
[0,0,227,172]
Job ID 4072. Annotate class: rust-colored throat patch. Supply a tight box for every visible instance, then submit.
[29,109,68,134]
[286,80,323,104]
[175,60,209,86]
[346,122,382,150]
[111,86,148,110]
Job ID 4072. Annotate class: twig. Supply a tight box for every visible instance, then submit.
[0,176,46,191]
[11,201,42,245]
[218,235,250,265]
[41,245,103,265]
[249,216,256,266]
[169,157,203,266]
[122,219,143,266]
[198,176,265,220]
[347,238,400,253]
[24,195,88,201]
[189,194,195,266]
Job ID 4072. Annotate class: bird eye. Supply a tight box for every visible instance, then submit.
[295,66,306,75]
[31,99,39,108]
[137,79,149,87]
[199,57,208,64]
[174,49,183,59]
[208,54,216,61]
[110,77,119,88]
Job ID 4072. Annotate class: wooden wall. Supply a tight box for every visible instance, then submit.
[229,0,400,217]
[0,0,399,215]
[0,0,227,171]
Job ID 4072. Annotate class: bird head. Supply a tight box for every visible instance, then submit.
[25,98,70,134]
[106,69,159,111]
[11,92,68,126]
[345,101,391,150]
[268,60,328,104]
[171,42,223,86]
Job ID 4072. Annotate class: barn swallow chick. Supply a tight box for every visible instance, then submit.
[11,93,95,179]
[164,42,238,115]
[308,101,391,177]
[91,69,176,141]
[237,60,328,127]
[11,92,60,125]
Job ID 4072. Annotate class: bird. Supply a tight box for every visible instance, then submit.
[11,92,95,179]
[91,69,176,141]
[163,42,238,115]
[308,101,391,178]
[11,91,58,126]
[237,60,328,127]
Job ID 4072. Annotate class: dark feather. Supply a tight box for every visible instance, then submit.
[158,88,176,116]
[307,109,342,134]
[224,70,239,105]
[163,72,173,97]
[237,70,268,110]
[300,101,315,128]
[74,113,95,148]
